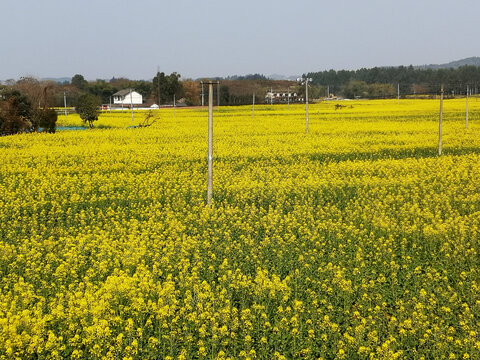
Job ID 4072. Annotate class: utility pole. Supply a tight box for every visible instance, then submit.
[130,89,134,122]
[201,83,205,106]
[306,81,309,133]
[173,94,176,117]
[156,66,161,106]
[217,82,220,107]
[252,93,255,118]
[439,84,444,156]
[208,83,213,205]
[109,96,112,113]
[466,85,469,129]
[201,81,218,206]
[298,77,312,134]
[207,82,216,206]
[327,85,329,99]
[63,92,67,121]
[397,83,400,104]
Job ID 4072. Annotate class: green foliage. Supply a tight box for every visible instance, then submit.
[0,89,33,135]
[229,94,259,105]
[219,85,230,105]
[342,80,369,99]
[0,88,58,135]
[69,77,153,105]
[1,89,32,119]
[307,64,480,97]
[182,80,200,106]
[34,108,58,133]
[76,94,101,128]
[225,73,268,80]
[342,80,395,99]
[368,83,396,98]
[71,74,88,90]
[128,80,152,101]
[152,71,182,104]
[88,80,115,104]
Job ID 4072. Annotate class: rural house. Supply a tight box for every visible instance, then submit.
[265,89,302,104]
[113,89,143,105]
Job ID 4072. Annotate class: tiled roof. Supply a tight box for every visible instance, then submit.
[113,89,134,96]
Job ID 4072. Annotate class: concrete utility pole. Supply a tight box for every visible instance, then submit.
[201,81,218,206]
[217,82,220,107]
[207,82,214,205]
[439,84,444,156]
[109,96,112,113]
[466,85,469,129]
[173,94,176,117]
[306,81,309,133]
[157,66,160,106]
[397,83,400,104]
[201,83,205,106]
[130,89,134,122]
[63,92,68,121]
[298,77,312,134]
[252,93,255,118]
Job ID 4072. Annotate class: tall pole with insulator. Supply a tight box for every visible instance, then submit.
[466,85,469,129]
[438,84,444,156]
[298,77,312,134]
[202,81,219,206]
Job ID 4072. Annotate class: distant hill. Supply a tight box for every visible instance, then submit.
[41,77,71,84]
[416,57,480,70]
[268,74,300,81]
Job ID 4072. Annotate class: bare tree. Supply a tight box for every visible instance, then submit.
[138,110,159,127]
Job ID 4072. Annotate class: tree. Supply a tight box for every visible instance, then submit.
[76,94,101,128]
[0,89,32,135]
[152,72,166,104]
[129,80,152,101]
[89,80,115,104]
[138,110,158,127]
[71,74,88,90]
[0,88,58,135]
[367,83,395,98]
[13,77,43,107]
[182,80,200,106]
[152,71,182,104]
[33,108,57,133]
[220,85,230,105]
[166,72,182,100]
[342,80,369,99]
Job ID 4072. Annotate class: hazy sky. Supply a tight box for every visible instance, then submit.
[1,0,478,81]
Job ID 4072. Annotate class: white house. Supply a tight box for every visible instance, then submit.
[265,90,300,104]
[113,89,143,105]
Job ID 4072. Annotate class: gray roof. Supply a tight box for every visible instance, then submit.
[113,89,135,96]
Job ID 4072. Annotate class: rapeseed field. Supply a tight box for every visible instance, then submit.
[1,99,480,359]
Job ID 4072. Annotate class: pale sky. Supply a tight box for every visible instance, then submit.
[1,0,478,81]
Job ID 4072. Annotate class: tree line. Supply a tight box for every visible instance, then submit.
[306,65,480,98]
[0,88,57,136]
[4,65,480,135]
[70,73,183,106]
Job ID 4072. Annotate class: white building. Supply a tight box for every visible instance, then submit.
[113,89,143,105]
[265,90,301,104]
